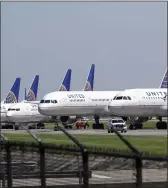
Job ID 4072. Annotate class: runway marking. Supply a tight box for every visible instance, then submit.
[92,174,111,179]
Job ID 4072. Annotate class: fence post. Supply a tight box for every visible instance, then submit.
[110,127,143,186]
[136,156,142,188]
[57,123,89,186]
[39,144,46,188]
[83,149,89,187]
[6,142,12,188]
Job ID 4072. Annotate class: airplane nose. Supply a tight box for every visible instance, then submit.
[108,101,124,116]
[1,112,8,122]
[6,111,15,122]
[6,111,12,117]
[38,104,47,115]
[38,104,52,115]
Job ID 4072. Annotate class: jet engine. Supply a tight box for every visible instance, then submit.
[121,116,151,123]
[60,116,78,124]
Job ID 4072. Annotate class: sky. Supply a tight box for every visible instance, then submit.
[1,2,167,101]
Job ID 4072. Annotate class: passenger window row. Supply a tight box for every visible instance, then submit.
[142,97,165,99]
[92,99,110,101]
[70,99,85,102]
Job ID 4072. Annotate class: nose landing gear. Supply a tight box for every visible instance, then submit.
[92,116,104,129]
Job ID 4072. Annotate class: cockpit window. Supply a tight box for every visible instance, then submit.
[8,108,20,111]
[116,96,123,100]
[40,99,57,103]
[51,100,57,103]
[113,96,132,100]
[45,100,50,103]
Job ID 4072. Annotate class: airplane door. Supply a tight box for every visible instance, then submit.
[25,106,29,116]
[61,98,68,106]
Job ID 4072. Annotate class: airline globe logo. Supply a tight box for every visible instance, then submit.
[85,81,92,91]
[26,90,36,101]
[59,84,67,91]
[4,91,17,103]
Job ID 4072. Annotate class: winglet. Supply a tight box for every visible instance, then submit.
[4,77,21,103]
[26,75,39,101]
[58,69,72,91]
[83,64,95,91]
[160,69,167,88]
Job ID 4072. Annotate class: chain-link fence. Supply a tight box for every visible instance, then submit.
[0,140,167,188]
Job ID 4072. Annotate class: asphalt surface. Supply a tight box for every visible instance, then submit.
[10,169,168,186]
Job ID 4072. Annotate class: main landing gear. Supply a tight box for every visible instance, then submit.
[156,117,167,129]
[52,117,72,131]
[129,123,143,130]
[92,116,104,129]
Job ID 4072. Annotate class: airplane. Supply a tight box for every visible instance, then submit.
[108,69,167,130]
[38,91,120,126]
[1,75,39,129]
[6,69,72,128]
[33,64,119,128]
[37,90,121,130]
[1,77,21,123]
[6,65,98,129]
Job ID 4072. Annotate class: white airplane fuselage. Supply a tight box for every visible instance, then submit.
[38,91,120,117]
[108,88,167,117]
[0,103,17,122]
[6,102,52,123]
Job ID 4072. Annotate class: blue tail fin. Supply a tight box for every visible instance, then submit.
[26,75,39,101]
[83,64,95,91]
[160,69,167,88]
[4,77,21,103]
[59,69,72,91]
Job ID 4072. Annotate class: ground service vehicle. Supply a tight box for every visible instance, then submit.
[75,120,89,129]
[107,118,127,133]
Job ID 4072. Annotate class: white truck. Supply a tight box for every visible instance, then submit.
[107,118,127,133]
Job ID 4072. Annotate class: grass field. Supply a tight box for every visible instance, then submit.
[44,120,158,129]
[3,132,167,156]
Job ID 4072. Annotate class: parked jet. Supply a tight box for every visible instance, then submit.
[109,88,167,129]
[6,69,72,127]
[6,65,98,129]
[1,75,39,127]
[1,77,21,122]
[108,69,167,130]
